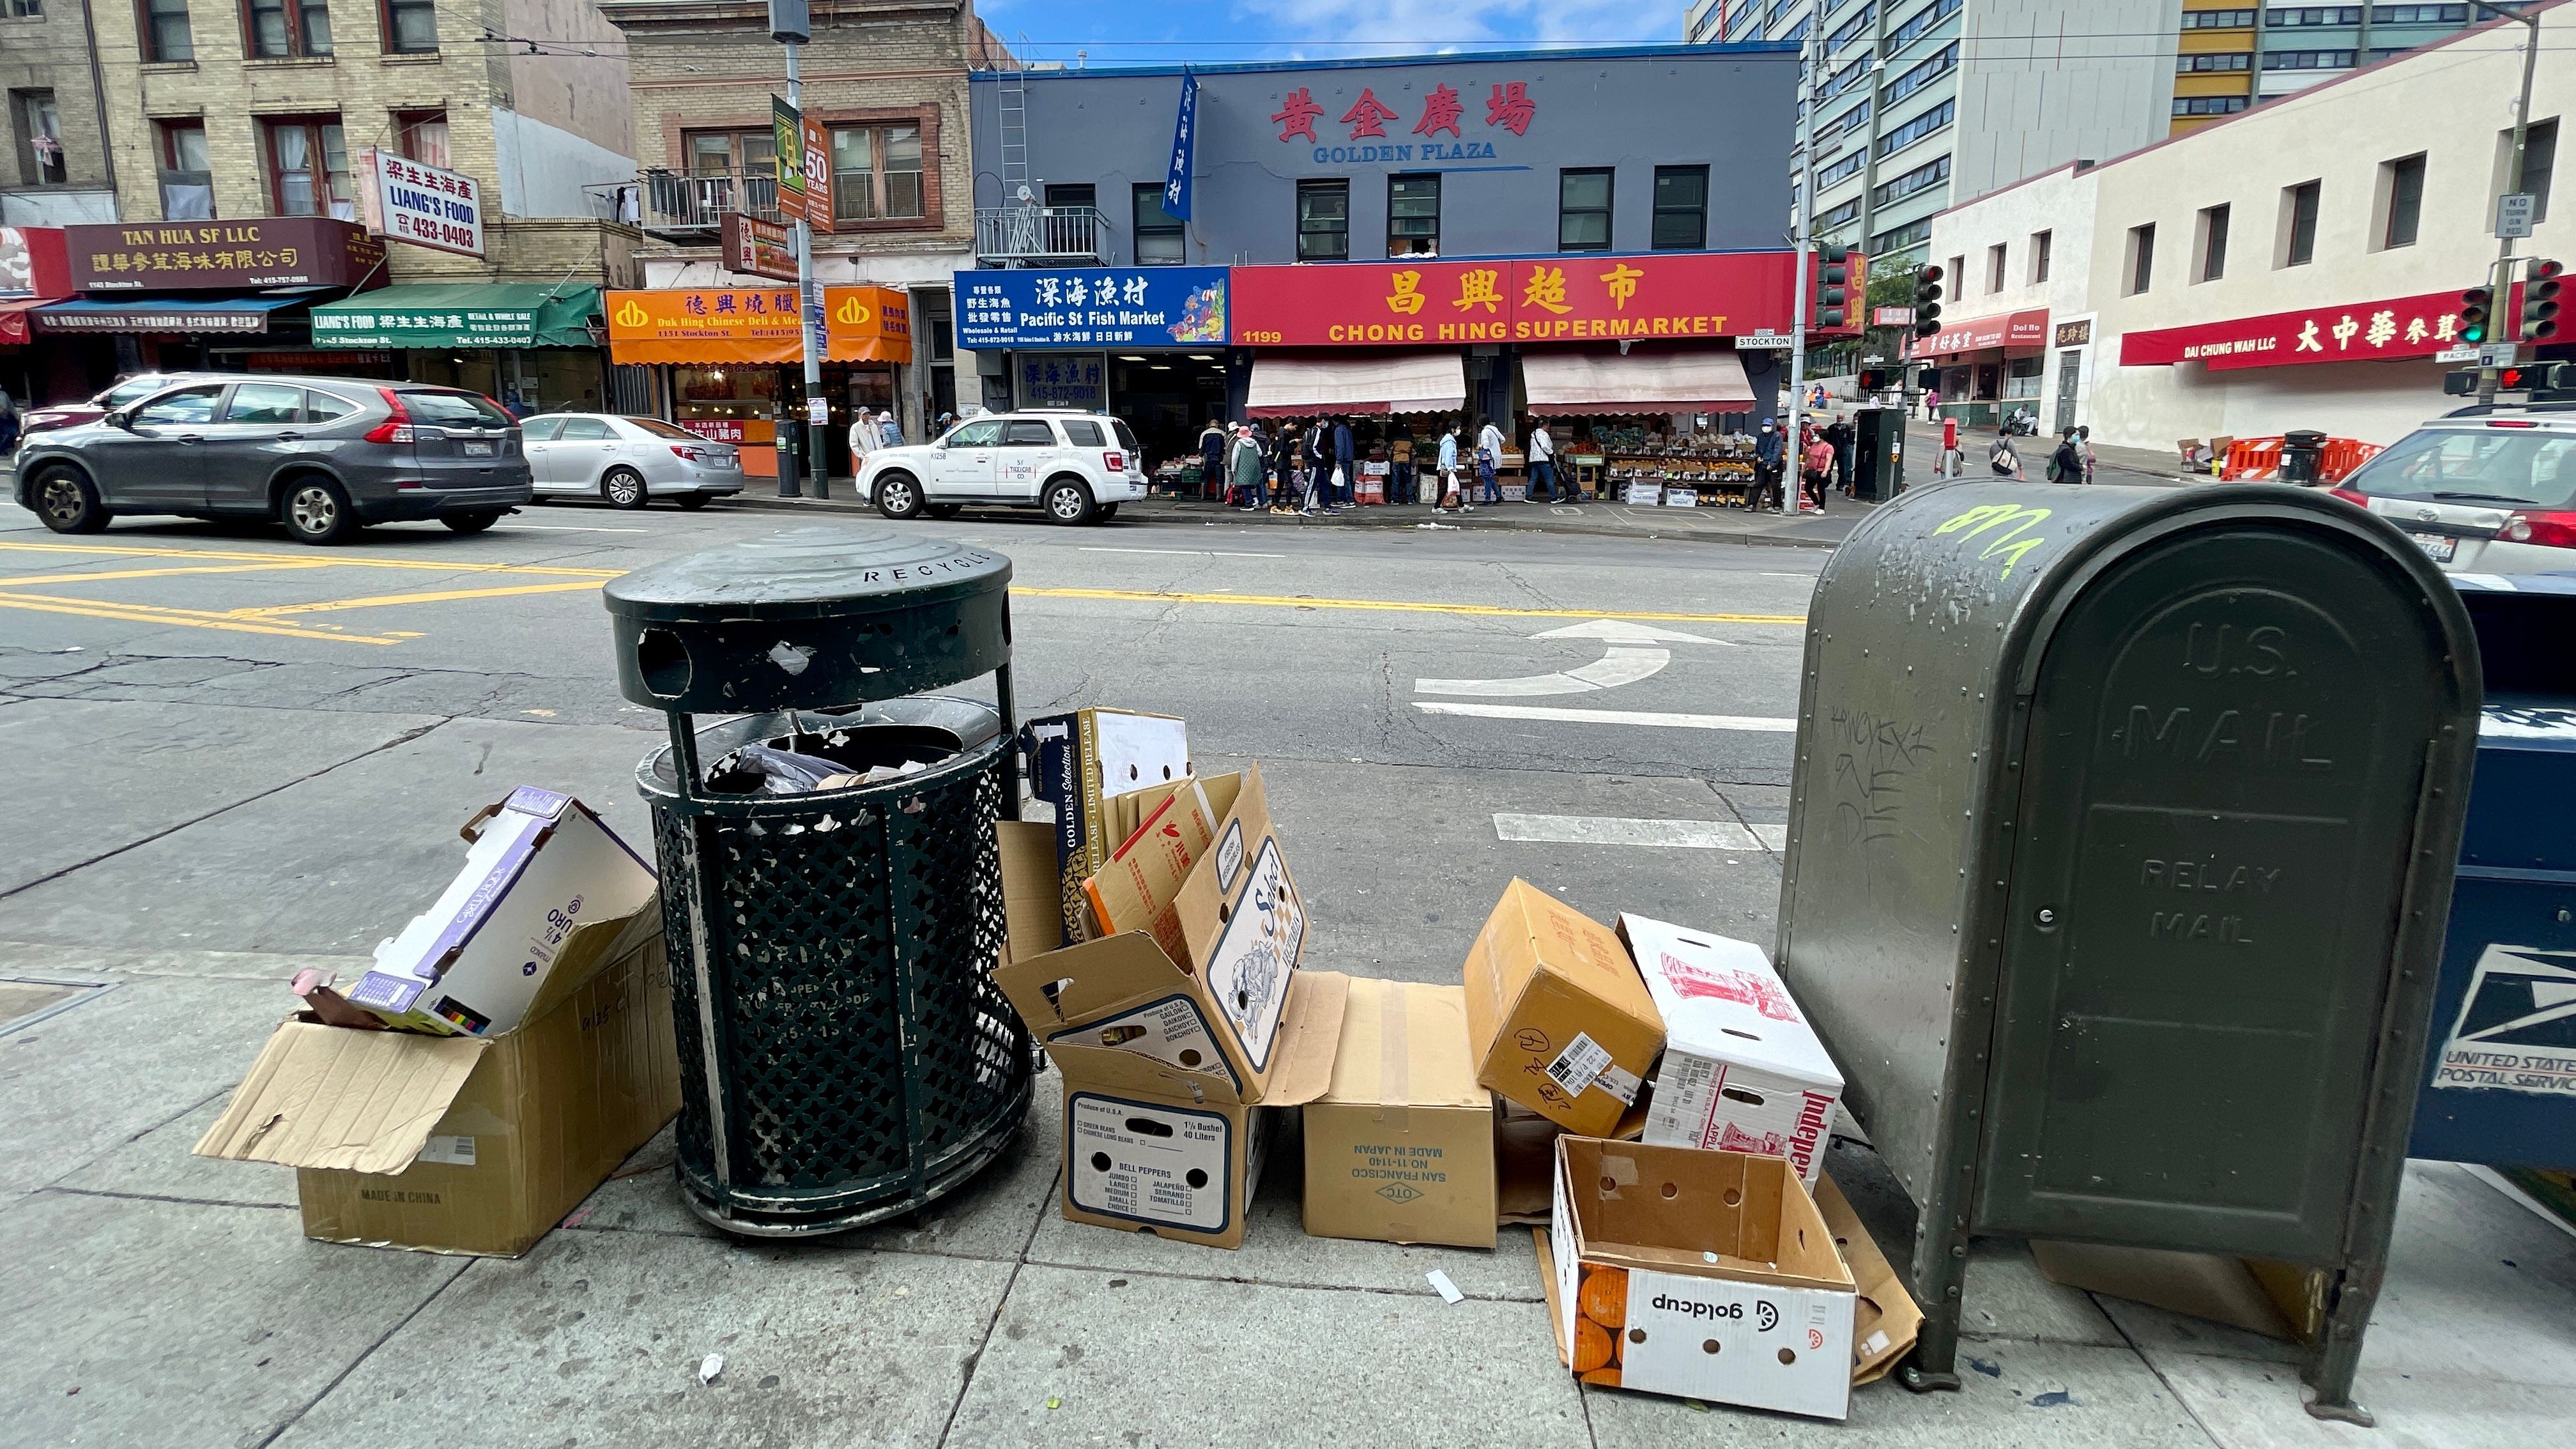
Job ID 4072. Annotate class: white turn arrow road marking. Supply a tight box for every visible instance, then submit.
[1414,617,1731,698]
[1496,813,1788,850]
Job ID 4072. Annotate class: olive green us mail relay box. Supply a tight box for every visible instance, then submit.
[1773,482,2480,1425]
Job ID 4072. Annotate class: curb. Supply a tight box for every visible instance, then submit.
[715,493,1852,550]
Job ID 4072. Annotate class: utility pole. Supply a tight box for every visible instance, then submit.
[771,0,827,496]
[2472,0,2542,405]
[1783,0,1823,513]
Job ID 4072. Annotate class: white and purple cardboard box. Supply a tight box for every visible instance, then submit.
[346,787,657,1036]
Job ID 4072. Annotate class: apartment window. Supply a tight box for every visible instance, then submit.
[1874,154,1948,206]
[1816,150,1866,187]
[1947,254,1965,290]
[1387,172,1439,256]
[2174,96,2251,116]
[1558,167,1613,251]
[141,0,194,60]
[262,116,350,217]
[1871,216,1931,253]
[2197,203,2230,280]
[8,90,63,187]
[2373,3,2467,20]
[245,0,332,57]
[2265,50,2356,69]
[1826,99,1871,140]
[2513,117,2557,224]
[2266,5,2361,22]
[1884,43,1959,105]
[2177,52,2252,72]
[2381,152,2426,249]
[158,119,211,217]
[1878,100,1954,157]
[1135,182,1186,264]
[1818,58,1868,104]
[829,123,925,223]
[2181,8,2257,26]
[2126,223,2156,295]
[381,0,435,53]
[394,109,448,167]
[2030,229,2052,283]
[2281,179,2321,266]
[1816,197,1862,230]
[1985,243,2006,293]
[1296,178,1349,261]
[1888,0,1959,48]
[688,130,770,180]
[1652,165,1708,250]
[1827,3,1875,47]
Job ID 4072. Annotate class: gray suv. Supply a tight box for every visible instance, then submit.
[14,375,533,544]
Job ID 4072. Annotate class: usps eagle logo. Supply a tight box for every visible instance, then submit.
[2434,945,2576,1097]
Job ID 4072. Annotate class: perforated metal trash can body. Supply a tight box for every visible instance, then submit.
[1772,483,2480,1423]
[605,527,1031,1237]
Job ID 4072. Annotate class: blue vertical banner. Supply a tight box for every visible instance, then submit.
[1163,70,1197,222]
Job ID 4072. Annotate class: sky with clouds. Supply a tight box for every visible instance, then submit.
[975,0,1690,68]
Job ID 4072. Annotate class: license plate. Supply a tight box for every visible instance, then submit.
[463,440,494,457]
[2411,532,2457,562]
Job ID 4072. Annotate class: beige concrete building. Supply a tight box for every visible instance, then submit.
[603,0,1011,458]
[2,0,121,224]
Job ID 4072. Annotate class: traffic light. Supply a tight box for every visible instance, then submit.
[1856,367,1892,391]
[2493,361,2576,392]
[2444,368,2481,395]
[1912,264,1944,339]
[1816,245,1849,328]
[2521,257,2563,341]
[2461,283,2493,344]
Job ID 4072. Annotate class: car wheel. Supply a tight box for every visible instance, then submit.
[31,468,111,535]
[1043,477,1096,525]
[602,468,649,510]
[925,503,962,519]
[442,510,503,534]
[676,493,713,511]
[875,471,924,519]
[1098,502,1120,521]
[280,476,360,545]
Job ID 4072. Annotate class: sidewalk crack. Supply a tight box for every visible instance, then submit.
[252,1254,476,1448]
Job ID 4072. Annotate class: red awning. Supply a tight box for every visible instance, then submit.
[1245,353,1466,417]
[0,296,53,346]
[1519,349,1754,416]
[1920,307,2049,358]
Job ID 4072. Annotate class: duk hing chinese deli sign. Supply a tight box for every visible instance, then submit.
[1269,77,1539,165]
[1227,252,1804,347]
[2120,288,2480,371]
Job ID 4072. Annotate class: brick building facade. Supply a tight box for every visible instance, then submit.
[2,0,121,226]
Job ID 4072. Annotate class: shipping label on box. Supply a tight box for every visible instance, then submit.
[1623,914,1843,1186]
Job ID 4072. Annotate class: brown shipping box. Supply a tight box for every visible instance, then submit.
[1303,979,1496,1249]
[1463,879,1664,1137]
[194,903,678,1256]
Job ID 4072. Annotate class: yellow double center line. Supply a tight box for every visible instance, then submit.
[0,540,1807,644]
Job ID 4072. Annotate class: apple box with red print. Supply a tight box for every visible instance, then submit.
[1620,913,1844,1188]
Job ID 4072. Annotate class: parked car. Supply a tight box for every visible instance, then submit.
[521,413,743,509]
[17,372,227,440]
[2331,404,2576,575]
[859,409,1148,525]
[13,376,532,544]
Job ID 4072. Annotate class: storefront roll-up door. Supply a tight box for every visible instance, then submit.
[1975,525,2453,1262]
[1517,349,1753,416]
[1243,353,1466,417]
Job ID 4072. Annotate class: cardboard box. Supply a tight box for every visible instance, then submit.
[1544,1136,1858,1420]
[1814,1173,1923,1384]
[1622,914,1844,1187]
[343,787,658,1037]
[1022,709,1192,946]
[1303,979,1496,1248]
[195,902,678,1256]
[993,762,1349,1248]
[1462,880,1663,1137]
[2028,1242,2297,1340]
[1081,775,1233,969]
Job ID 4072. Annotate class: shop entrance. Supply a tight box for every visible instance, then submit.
[1110,353,1227,469]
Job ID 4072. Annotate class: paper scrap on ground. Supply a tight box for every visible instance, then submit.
[698,1353,724,1384]
[1427,1270,1465,1305]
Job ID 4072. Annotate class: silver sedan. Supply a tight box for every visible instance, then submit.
[522,413,745,510]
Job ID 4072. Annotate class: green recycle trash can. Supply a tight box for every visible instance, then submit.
[1774,482,2480,1423]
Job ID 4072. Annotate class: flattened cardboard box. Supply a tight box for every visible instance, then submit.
[1303,979,1496,1249]
[995,765,1309,1104]
[1463,880,1664,1137]
[1544,1136,1858,1420]
[1621,913,1844,1187]
[1022,709,1191,946]
[195,903,678,1257]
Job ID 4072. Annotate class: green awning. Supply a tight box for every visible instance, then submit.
[309,282,602,349]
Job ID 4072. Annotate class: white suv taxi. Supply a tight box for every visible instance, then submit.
[2331,403,2576,576]
[859,409,1148,525]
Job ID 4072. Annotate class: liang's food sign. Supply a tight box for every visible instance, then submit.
[1270,78,1538,166]
[362,151,484,258]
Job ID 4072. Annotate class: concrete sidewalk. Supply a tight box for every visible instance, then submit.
[1902,418,2191,487]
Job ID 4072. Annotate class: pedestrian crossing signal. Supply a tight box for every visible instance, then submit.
[1857,367,1894,391]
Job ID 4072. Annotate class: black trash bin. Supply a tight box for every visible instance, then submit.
[603,525,1032,1236]
[1774,482,2480,1423]
[2282,428,2329,485]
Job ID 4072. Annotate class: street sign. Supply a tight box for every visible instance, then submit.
[2498,192,2537,240]
[1738,330,1793,349]
[1871,305,1914,326]
[2437,344,2481,364]
[2481,341,2522,367]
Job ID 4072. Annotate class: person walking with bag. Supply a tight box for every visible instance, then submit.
[1475,417,1504,505]
[1989,426,2023,480]
[1752,419,1786,512]
[1436,424,1466,513]
[1230,425,1269,512]
[2047,429,2083,484]
[1332,416,1356,512]
[1199,417,1229,502]
[1800,430,1833,514]
[1528,420,1565,503]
